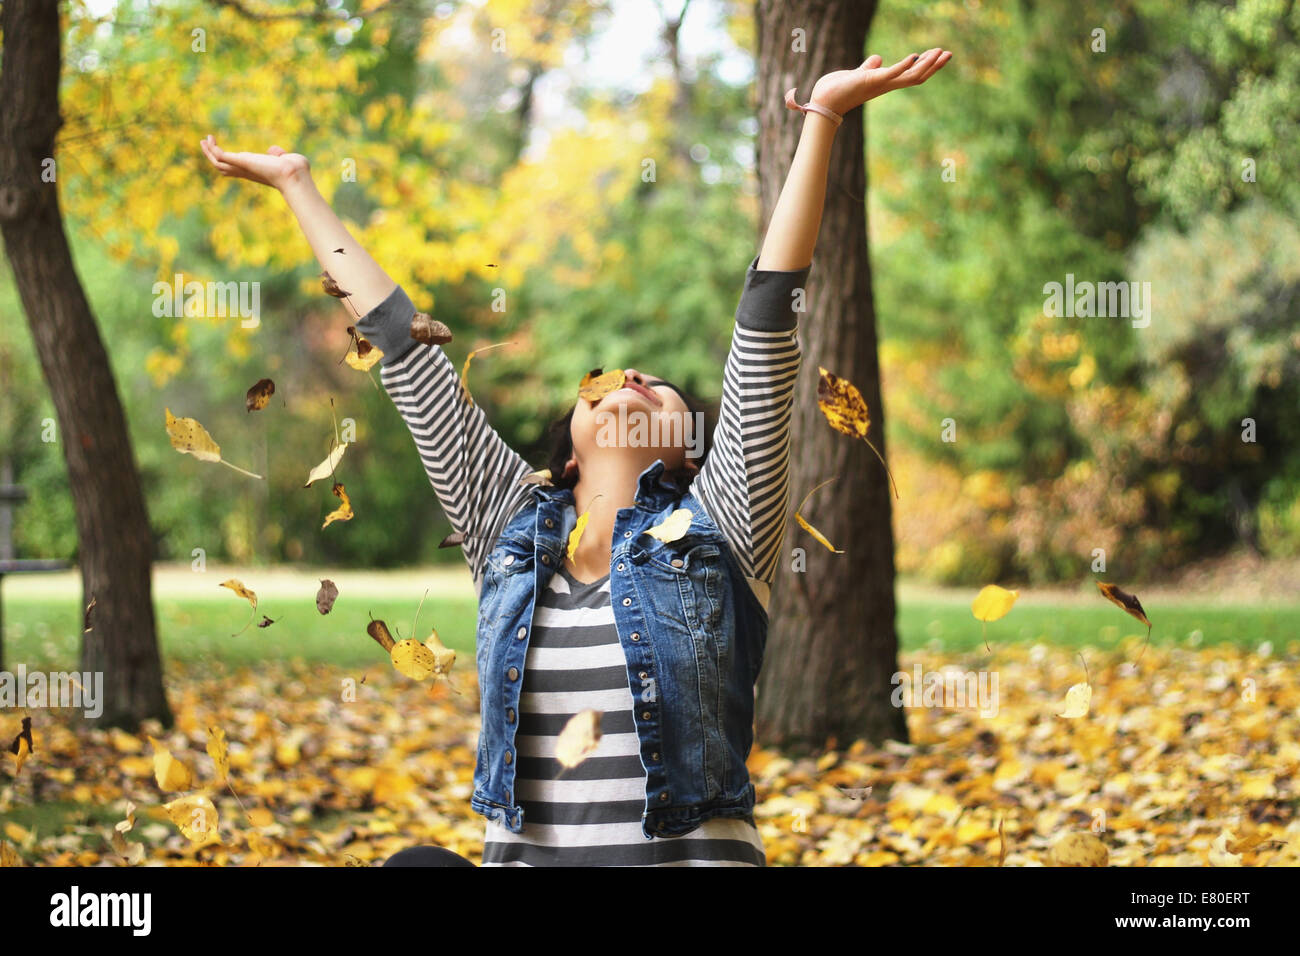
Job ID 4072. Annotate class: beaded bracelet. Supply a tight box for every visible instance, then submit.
[783,87,843,127]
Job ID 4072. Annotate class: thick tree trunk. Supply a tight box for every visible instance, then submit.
[0,0,171,728]
[754,0,906,752]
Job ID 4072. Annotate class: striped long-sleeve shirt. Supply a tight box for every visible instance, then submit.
[354,253,810,612]
[356,253,810,865]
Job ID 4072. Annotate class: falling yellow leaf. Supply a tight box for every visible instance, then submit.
[578,368,625,402]
[344,338,383,371]
[163,794,220,844]
[109,801,145,865]
[207,727,229,785]
[148,736,195,791]
[7,716,33,775]
[0,841,22,867]
[391,639,437,680]
[220,578,258,636]
[997,815,1008,866]
[304,441,348,487]
[795,477,843,553]
[322,481,354,529]
[1056,682,1092,719]
[163,407,262,479]
[459,341,513,407]
[245,378,275,412]
[1049,832,1108,866]
[518,469,553,488]
[972,585,1019,622]
[814,368,898,499]
[556,710,602,769]
[566,494,603,562]
[424,627,456,679]
[644,508,692,543]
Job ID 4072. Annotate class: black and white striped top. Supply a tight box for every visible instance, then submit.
[479,553,767,866]
[356,252,810,865]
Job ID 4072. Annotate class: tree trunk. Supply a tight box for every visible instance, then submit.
[754,0,906,752]
[0,0,171,728]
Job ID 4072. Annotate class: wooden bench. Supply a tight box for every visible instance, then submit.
[0,481,72,670]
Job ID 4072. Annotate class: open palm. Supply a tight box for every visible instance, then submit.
[200,134,311,191]
[808,48,952,117]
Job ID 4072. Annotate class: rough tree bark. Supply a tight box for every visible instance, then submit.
[0,0,172,727]
[753,0,907,752]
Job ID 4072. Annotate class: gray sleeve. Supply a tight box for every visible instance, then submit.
[353,282,422,367]
[733,253,812,331]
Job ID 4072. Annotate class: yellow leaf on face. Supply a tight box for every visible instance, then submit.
[556,710,602,769]
[1049,831,1108,866]
[644,508,692,543]
[1056,682,1092,719]
[391,638,437,680]
[578,368,625,402]
[459,341,513,407]
[972,585,1019,622]
[207,727,229,785]
[423,627,456,678]
[149,736,195,791]
[163,794,220,844]
[794,477,843,553]
[322,481,353,529]
[304,441,348,487]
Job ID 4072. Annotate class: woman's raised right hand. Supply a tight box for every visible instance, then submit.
[200,134,311,192]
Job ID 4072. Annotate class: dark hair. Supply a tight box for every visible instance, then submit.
[544,380,717,493]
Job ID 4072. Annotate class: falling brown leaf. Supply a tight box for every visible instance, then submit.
[1097,581,1153,659]
[411,311,453,346]
[366,616,396,653]
[164,408,262,479]
[814,367,898,499]
[322,482,354,529]
[7,717,33,775]
[82,595,96,633]
[220,579,259,635]
[459,341,513,407]
[321,270,350,298]
[578,368,625,403]
[556,710,602,769]
[316,579,339,615]
[255,615,278,628]
[439,531,466,549]
[245,378,275,412]
[794,477,844,553]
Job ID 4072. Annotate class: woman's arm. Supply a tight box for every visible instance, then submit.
[200,137,533,589]
[756,48,951,271]
[692,50,951,609]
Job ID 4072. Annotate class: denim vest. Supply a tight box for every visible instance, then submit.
[471,459,769,839]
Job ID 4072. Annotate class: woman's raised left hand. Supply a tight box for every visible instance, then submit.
[806,48,952,118]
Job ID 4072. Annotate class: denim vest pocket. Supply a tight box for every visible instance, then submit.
[478,539,534,632]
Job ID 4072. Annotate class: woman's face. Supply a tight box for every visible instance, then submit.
[566,367,699,479]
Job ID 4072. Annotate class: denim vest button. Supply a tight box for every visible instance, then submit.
[507,666,519,680]
[623,530,632,538]
[516,626,527,639]
[659,791,669,802]
[622,597,631,606]
[617,562,625,571]
[651,752,659,761]
[503,554,515,565]
[505,789,511,802]
[630,632,640,641]
[642,710,651,720]
[639,671,648,679]
[544,518,554,528]
[671,558,683,567]
[504,751,513,765]
[506,708,515,723]
[541,553,551,565]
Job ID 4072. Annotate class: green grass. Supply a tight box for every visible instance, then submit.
[1,590,1294,668]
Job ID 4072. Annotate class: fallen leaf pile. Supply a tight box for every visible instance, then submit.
[3,638,1297,866]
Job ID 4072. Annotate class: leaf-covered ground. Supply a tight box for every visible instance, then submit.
[3,639,1297,866]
